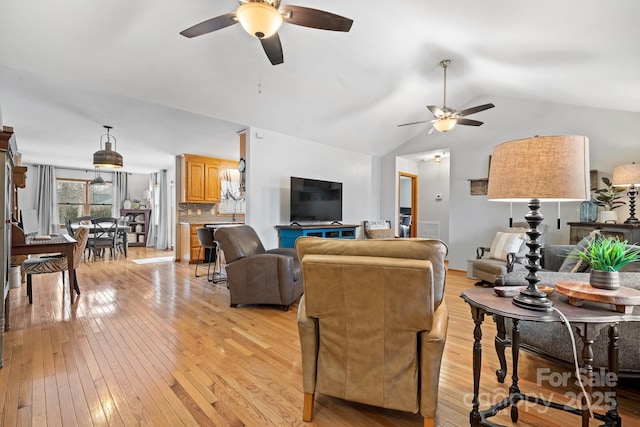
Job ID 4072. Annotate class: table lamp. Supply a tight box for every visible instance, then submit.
[612,162,640,224]
[487,135,590,311]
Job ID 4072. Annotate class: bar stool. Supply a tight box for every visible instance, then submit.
[195,227,222,282]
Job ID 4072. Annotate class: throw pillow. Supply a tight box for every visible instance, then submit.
[364,220,394,239]
[489,231,525,261]
[365,228,395,239]
[501,226,529,257]
[558,230,601,272]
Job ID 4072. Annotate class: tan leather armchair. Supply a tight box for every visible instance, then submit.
[214,225,303,311]
[295,237,448,427]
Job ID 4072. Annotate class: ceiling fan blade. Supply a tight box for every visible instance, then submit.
[456,118,484,127]
[397,120,428,127]
[180,13,238,38]
[260,33,284,65]
[427,105,444,117]
[281,5,353,32]
[457,103,495,117]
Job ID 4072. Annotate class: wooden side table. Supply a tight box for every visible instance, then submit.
[460,287,640,427]
[555,281,640,314]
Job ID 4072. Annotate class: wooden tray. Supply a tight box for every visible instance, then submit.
[555,281,640,314]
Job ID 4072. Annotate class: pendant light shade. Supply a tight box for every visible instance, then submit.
[90,167,105,186]
[236,2,283,39]
[93,125,123,168]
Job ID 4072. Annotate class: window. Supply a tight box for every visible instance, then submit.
[57,179,113,224]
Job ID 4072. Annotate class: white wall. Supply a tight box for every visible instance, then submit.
[245,126,377,248]
[381,95,640,270]
[418,155,450,242]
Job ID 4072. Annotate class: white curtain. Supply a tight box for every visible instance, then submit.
[146,172,157,247]
[35,164,59,234]
[112,171,129,217]
[153,169,170,250]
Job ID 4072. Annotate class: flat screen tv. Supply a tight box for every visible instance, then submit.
[290,177,342,223]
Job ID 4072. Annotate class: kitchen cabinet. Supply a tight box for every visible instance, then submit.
[180,223,207,264]
[179,154,220,203]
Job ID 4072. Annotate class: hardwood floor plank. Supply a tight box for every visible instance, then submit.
[1,247,639,426]
[80,317,146,426]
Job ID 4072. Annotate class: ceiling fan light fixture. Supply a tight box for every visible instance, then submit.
[433,118,457,133]
[93,125,123,168]
[237,2,283,39]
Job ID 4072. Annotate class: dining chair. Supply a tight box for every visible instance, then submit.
[23,227,90,304]
[69,216,94,260]
[88,217,122,260]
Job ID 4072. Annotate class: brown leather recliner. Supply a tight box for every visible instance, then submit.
[295,237,449,427]
[214,225,303,311]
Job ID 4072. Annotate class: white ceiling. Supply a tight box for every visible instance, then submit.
[1,0,639,174]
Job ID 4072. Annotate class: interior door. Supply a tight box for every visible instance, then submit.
[398,173,417,237]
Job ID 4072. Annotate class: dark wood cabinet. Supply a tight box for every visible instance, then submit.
[567,222,640,245]
[121,209,151,247]
[1,126,19,367]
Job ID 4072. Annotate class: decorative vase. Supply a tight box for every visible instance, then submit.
[598,210,618,224]
[580,200,598,222]
[123,199,132,209]
[589,270,620,290]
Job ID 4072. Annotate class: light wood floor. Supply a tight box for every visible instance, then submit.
[1,247,639,426]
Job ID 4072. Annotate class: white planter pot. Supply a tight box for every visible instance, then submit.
[598,210,618,224]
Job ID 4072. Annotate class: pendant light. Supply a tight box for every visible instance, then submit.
[93,125,123,168]
[89,167,105,186]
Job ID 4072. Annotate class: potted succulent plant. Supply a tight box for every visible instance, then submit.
[569,236,640,289]
[593,177,626,223]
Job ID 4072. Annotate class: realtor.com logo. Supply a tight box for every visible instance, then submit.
[463,368,618,413]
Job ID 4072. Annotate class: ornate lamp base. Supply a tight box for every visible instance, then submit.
[513,198,554,312]
[624,186,639,224]
[513,290,554,311]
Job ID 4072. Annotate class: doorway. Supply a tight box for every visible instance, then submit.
[398,172,418,237]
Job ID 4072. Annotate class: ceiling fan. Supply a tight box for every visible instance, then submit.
[398,59,495,133]
[180,0,353,66]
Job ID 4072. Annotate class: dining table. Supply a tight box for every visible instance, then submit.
[10,231,78,317]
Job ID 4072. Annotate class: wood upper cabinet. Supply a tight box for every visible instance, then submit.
[180,154,220,203]
[204,162,220,202]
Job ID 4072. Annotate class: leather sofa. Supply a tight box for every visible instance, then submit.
[295,237,449,426]
[502,244,640,375]
[214,225,303,311]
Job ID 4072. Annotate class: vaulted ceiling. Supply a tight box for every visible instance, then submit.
[1,1,639,173]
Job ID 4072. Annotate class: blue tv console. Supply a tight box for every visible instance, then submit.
[275,224,360,248]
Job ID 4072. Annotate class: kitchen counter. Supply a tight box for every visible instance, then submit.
[178,222,244,263]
